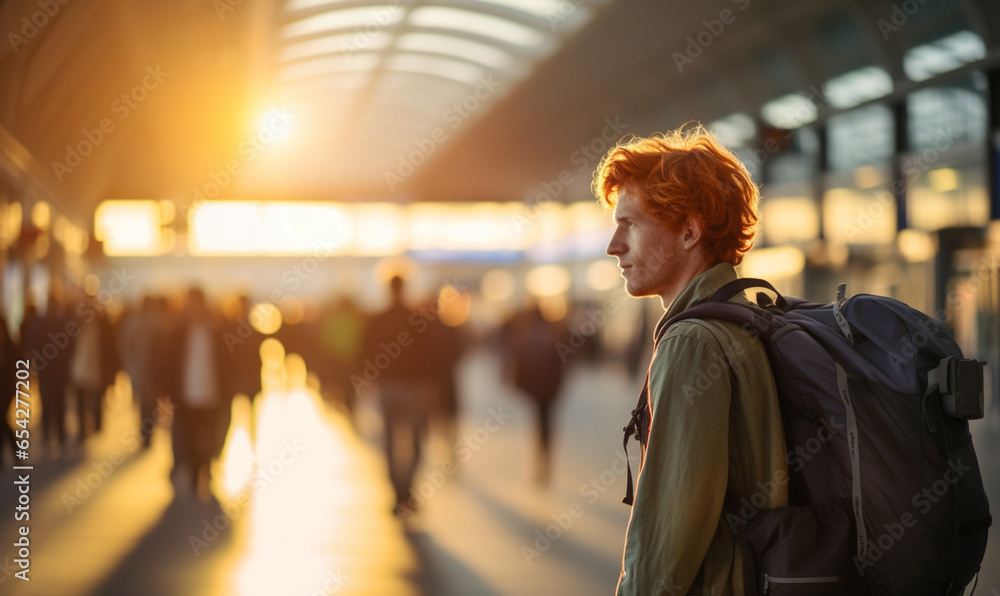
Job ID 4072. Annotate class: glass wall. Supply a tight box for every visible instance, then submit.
[906,75,989,231]
[823,103,896,245]
[758,127,821,247]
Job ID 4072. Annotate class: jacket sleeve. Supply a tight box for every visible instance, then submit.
[617,329,731,596]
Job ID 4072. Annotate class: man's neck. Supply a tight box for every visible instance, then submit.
[658,257,715,311]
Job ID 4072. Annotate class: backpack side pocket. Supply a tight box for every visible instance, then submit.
[741,498,870,595]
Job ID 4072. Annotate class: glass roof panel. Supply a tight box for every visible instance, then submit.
[285,0,355,11]
[395,33,513,70]
[464,0,568,19]
[822,66,893,109]
[280,72,371,92]
[903,30,985,82]
[386,53,485,85]
[280,53,380,80]
[761,93,817,129]
[282,6,404,39]
[708,113,756,148]
[272,0,609,187]
[279,32,392,61]
[408,6,544,47]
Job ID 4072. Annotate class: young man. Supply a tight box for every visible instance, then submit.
[596,128,788,595]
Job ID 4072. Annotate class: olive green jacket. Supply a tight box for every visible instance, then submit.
[617,263,789,596]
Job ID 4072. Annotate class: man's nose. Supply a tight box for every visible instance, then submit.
[606,231,624,256]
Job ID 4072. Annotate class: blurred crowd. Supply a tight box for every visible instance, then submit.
[0,276,634,512]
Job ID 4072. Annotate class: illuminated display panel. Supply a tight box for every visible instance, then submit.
[189,202,350,256]
[96,200,612,258]
[94,200,164,256]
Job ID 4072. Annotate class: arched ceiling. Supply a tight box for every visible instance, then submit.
[0,0,998,227]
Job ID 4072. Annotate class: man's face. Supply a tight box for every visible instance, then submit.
[606,187,684,299]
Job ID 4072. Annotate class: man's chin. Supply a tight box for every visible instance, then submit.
[623,280,653,298]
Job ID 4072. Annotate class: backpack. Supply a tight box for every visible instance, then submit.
[622,277,992,596]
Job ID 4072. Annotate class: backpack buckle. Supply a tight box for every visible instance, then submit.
[927,356,986,420]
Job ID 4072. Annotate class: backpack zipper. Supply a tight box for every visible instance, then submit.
[763,574,839,592]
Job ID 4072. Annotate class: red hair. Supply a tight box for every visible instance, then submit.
[593,125,760,266]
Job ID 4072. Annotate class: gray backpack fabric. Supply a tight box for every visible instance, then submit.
[623,277,991,595]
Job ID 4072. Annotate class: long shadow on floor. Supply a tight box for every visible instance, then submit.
[91,493,237,596]
[461,479,621,587]
[0,448,149,539]
[0,453,88,514]
[406,529,504,596]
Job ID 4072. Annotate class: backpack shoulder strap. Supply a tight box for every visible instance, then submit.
[623,278,784,506]
[709,277,788,309]
[665,302,761,333]
[623,301,763,506]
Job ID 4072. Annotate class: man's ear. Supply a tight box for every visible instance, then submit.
[681,216,703,249]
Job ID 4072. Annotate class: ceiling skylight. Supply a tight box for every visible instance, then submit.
[823,66,893,109]
[708,112,756,148]
[761,93,817,129]
[395,33,513,69]
[408,6,544,47]
[904,30,986,82]
[279,33,392,61]
[464,0,567,19]
[285,0,355,11]
[386,53,485,85]
[281,72,371,91]
[272,0,610,191]
[282,6,404,39]
[280,53,380,80]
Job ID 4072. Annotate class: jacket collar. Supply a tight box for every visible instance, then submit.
[653,262,741,344]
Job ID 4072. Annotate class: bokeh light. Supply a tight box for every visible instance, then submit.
[250,302,283,335]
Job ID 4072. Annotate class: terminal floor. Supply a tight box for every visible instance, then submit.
[0,349,997,596]
[0,351,635,596]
